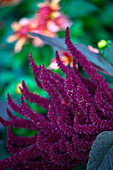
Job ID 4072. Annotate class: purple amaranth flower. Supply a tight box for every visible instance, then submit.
[1,27,113,169]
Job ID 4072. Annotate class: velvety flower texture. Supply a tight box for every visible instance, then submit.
[1,27,113,169]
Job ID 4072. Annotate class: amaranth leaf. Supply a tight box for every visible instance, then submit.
[87,131,113,170]
[28,33,113,76]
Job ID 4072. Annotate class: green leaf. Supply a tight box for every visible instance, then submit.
[0,129,10,159]
[99,146,113,170]
[0,100,9,129]
[100,4,113,27]
[0,48,12,67]
[0,7,14,20]
[87,131,113,170]
[28,33,113,76]
[28,32,66,51]
[104,42,113,65]
[62,0,98,18]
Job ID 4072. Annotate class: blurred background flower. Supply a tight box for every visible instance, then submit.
[0,0,21,7]
[7,0,72,53]
[48,50,74,69]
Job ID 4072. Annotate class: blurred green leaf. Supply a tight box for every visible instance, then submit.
[0,7,14,20]
[63,0,98,18]
[0,72,14,82]
[70,21,84,37]
[104,42,113,65]
[0,129,10,160]
[11,128,37,137]
[0,48,12,67]
[100,4,113,27]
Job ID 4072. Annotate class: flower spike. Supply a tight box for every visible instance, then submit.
[1,29,113,169]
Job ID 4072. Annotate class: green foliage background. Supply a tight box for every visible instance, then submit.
[1,0,113,98]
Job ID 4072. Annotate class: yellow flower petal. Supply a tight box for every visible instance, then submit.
[38,0,60,9]
[50,11,60,19]
[97,40,107,49]
[50,0,61,9]
[7,34,19,43]
[16,83,22,94]
[61,56,69,66]
[14,38,26,53]
[30,22,38,29]
[11,22,21,31]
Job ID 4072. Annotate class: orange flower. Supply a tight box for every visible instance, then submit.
[0,0,20,7]
[7,0,72,53]
[88,45,99,53]
[7,18,39,53]
[36,0,72,33]
[48,50,78,70]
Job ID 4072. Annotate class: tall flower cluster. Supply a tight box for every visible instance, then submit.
[7,0,72,53]
[1,27,113,169]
